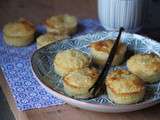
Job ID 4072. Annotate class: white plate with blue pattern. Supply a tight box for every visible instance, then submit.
[31,31,160,113]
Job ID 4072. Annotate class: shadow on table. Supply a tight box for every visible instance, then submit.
[0,87,15,120]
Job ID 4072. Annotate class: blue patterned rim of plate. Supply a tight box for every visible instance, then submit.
[31,31,160,112]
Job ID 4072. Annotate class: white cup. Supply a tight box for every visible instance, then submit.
[98,0,145,32]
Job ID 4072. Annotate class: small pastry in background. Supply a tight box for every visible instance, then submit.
[127,54,160,83]
[54,49,91,76]
[3,18,35,47]
[106,70,145,104]
[36,33,69,49]
[90,40,127,66]
[44,14,77,35]
[63,67,99,98]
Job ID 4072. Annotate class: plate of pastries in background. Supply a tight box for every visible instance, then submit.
[4,15,160,113]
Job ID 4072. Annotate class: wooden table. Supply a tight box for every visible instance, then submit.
[1,0,160,120]
[1,68,160,120]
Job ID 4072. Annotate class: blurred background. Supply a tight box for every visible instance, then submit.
[0,0,160,30]
[0,0,97,29]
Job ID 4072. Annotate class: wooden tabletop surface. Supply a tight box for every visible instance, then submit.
[1,0,160,120]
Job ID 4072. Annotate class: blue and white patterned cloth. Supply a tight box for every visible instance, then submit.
[0,19,104,111]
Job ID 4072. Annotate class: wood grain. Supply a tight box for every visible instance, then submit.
[0,69,28,120]
[24,103,160,120]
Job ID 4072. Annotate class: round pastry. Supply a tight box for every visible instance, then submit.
[36,33,69,49]
[54,49,91,76]
[127,54,160,83]
[44,14,77,35]
[105,70,145,104]
[63,67,99,98]
[90,40,127,66]
[3,18,35,47]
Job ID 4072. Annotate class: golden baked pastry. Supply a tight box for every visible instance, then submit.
[44,14,77,35]
[3,18,35,47]
[54,49,91,76]
[63,67,99,98]
[36,33,69,49]
[127,54,160,83]
[90,40,127,66]
[106,70,145,104]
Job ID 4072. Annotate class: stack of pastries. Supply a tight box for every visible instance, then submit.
[37,14,77,48]
[54,49,98,98]
[3,14,78,48]
[53,39,160,105]
[44,14,77,35]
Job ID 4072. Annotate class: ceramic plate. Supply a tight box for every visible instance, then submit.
[31,31,160,113]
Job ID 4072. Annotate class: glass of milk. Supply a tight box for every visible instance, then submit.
[98,0,146,32]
